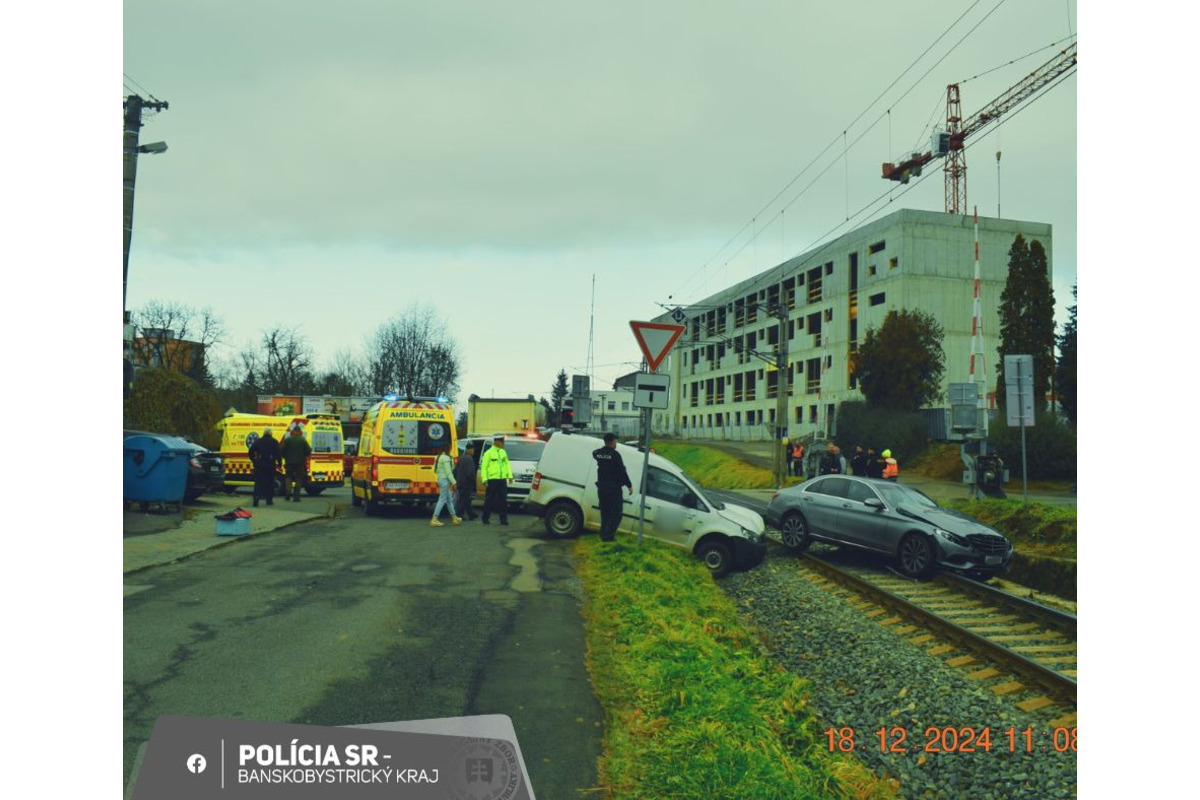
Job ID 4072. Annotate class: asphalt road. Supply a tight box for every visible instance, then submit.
[123,493,602,797]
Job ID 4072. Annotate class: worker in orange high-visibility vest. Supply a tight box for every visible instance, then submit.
[882,449,899,481]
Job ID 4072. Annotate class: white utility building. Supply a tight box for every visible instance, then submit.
[650,207,1051,441]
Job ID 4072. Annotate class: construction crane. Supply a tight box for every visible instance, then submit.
[882,42,1077,214]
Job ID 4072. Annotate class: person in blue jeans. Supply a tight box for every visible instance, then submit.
[430,444,461,527]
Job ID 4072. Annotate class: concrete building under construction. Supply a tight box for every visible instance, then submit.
[649,207,1051,441]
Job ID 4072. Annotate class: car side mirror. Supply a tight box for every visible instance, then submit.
[863,498,884,510]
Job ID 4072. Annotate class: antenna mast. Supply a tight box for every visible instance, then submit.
[586,274,596,389]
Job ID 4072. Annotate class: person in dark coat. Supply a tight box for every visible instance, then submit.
[280,426,312,501]
[593,433,633,543]
[850,445,870,477]
[455,443,479,521]
[818,443,842,475]
[865,446,884,479]
[248,427,282,506]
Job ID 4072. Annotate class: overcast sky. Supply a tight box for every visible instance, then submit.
[121,0,1078,400]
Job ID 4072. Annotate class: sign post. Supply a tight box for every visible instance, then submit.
[1004,354,1034,504]
[631,373,671,545]
[628,320,684,545]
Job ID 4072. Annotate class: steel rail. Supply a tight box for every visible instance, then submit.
[801,553,1077,705]
[937,572,1076,637]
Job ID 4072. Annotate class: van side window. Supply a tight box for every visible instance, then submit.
[645,467,691,506]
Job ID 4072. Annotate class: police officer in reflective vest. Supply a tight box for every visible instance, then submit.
[593,433,633,542]
[479,434,513,525]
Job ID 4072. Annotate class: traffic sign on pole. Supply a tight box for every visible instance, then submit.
[630,321,685,373]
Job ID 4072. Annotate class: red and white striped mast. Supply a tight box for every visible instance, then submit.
[968,206,989,435]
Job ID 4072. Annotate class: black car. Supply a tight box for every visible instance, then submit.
[764,474,1013,580]
[183,443,225,502]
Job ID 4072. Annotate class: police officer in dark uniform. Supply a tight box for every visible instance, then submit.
[248,427,282,506]
[593,433,633,542]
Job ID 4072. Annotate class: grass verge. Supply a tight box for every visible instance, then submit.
[945,498,1077,558]
[652,441,797,490]
[576,534,897,799]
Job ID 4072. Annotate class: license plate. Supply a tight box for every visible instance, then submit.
[985,555,1002,565]
[385,481,410,490]
[313,473,326,480]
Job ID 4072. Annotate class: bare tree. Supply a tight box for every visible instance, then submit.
[368,304,461,400]
[315,348,369,396]
[261,326,316,395]
[129,300,225,384]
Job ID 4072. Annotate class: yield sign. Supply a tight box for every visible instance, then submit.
[630,320,685,372]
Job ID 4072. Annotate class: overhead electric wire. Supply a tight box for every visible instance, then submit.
[694,64,1075,311]
[672,0,990,301]
[675,0,1009,304]
[123,72,160,102]
[959,34,1078,85]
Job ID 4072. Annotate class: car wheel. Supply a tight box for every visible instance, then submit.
[696,540,734,579]
[898,533,936,580]
[273,475,287,497]
[779,512,811,552]
[544,500,582,538]
[364,489,379,517]
[351,487,362,508]
[305,486,324,496]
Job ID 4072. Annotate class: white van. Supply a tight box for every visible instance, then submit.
[525,433,768,578]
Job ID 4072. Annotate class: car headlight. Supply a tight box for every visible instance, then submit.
[934,528,968,547]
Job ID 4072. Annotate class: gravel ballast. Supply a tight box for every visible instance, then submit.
[723,557,1078,799]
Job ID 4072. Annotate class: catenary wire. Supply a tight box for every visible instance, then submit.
[670,0,991,301]
[677,61,1075,314]
[685,0,1019,302]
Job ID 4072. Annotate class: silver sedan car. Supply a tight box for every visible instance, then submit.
[764,475,1013,580]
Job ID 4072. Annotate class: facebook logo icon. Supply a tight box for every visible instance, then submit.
[187,754,207,774]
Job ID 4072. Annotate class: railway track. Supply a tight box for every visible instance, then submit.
[797,549,1077,724]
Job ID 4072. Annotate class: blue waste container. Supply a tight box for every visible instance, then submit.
[124,434,192,511]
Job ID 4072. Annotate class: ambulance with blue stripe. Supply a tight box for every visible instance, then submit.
[350,399,457,515]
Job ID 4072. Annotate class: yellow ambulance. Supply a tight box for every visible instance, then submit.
[351,399,457,514]
[214,412,346,495]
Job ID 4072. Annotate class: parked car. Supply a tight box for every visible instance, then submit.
[343,437,358,478]
[183,443,226,502]
[459,434,547,510]
[525,432,767,579]
[764,475,1013,580]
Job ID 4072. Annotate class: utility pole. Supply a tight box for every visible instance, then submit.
[772,304,790,487]
[123,93,169,313]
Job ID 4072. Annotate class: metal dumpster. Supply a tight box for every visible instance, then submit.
[124,434,192,512]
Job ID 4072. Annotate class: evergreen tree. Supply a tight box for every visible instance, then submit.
[996,235,1056,410]
[852,309,946,410]
[550,369,569,425]
[1056,283,1077,425]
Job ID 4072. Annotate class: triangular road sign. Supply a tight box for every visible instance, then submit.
[630,320,685,372]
